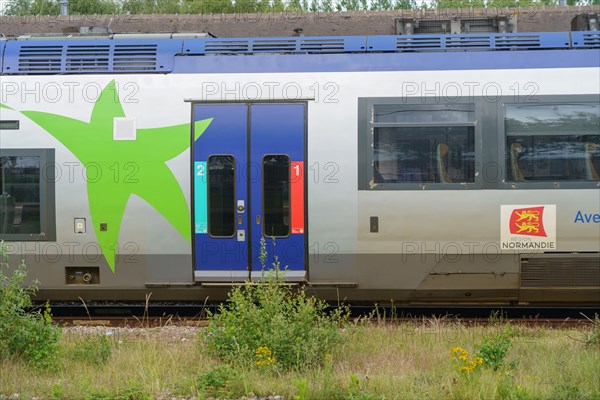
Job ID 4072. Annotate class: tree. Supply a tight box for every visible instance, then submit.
[286,0,304,11]
[487,0,534,7]
[267,0,283,11]
[68,0,119,14]
[4,0,59,15]
[320,0,334,11]
[336,0,361,11]
[153,0,183,13]
[393,0,417,9]
[235,0,258,13]
[430,0,483,8]
[256,0,272,13]
[371,0,393,10]
[182,0,235,14]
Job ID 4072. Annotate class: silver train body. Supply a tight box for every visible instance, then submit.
[0,32,599,304]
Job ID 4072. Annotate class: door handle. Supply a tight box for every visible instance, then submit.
[256,215,261,225]
[237,200,245,213]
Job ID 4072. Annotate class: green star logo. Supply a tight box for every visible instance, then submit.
[2,80,211,271]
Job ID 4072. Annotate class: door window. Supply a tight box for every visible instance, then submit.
[208,155,236,238]
[262,154,290,238]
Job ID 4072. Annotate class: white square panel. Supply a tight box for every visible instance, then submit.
[113,117,137,141]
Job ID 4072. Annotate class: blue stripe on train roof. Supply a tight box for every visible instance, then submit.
[1,32,599,75]
[172,49,599,74]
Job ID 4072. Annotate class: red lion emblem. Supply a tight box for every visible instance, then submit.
[509,206,547,237]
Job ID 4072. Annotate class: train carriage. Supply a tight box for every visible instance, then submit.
[0,30,599,304]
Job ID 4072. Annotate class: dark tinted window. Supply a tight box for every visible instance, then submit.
[505,104,600,182]
[373,104,476,184]
[263,155,290,238]
[375,127,475,183]
[0,156,41,235]
[208,155,236,238]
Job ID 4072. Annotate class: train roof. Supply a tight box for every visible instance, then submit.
[1,31,598,75]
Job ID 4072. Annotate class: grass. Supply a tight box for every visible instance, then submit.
[0,319,598,399]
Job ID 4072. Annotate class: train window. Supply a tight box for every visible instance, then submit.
[373,104,476,185]
[505,103,600,182]
[0,120,20,130]
[0,156,41,235]
[263,155,290,238]
[207,155,236,238]
[0,149,55,241]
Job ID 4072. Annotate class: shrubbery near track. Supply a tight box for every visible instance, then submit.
[0,241,61,370]
[201,238,350,372]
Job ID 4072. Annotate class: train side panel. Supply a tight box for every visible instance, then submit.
[0,51,598,303]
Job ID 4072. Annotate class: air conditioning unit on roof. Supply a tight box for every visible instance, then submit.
[395,16,516,35]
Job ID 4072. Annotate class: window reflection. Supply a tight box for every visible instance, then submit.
[372,104,476,185]
[506,104,600,182]
[0,156,41,235]
[263,155,290,238]
[208,155,236,238]
[375,127,475,183]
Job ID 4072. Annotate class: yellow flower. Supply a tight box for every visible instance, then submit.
[255,346,275,366]
[450,346,483,375]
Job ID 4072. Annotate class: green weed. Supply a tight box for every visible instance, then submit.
[547,385,584,400]
[84,384,152,400]
[70,334,114,365]
[496,373,529,400]
[197,364,239,398]
[477,327,513,371]
[201,238,349,372]
[0,241,61,370]
[347,373,380,400]
[293,378,309,400]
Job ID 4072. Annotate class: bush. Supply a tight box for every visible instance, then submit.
[476,327,512,371]
[202,240,349,371]
[0,241,61,369]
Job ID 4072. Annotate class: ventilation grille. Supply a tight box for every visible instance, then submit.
[300,38,346,52]
[396,35,492,50]
[18,45,62,73]
[66,45,110,72]
[202,37,353,55]
[367,32,569,52]
[521,256,600,288]
[5,39,176,74]
[494,34,541,48]
[571,32,600,48]
[1,32,592,75]
[446,35,492,48]
[113,44,158,71]
[396,36,442,50]
[582,33,600,47]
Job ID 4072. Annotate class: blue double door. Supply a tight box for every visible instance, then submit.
[192,103,306,281]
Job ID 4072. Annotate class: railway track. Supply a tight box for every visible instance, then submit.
[54,316,594,329]
[42,302,599,328]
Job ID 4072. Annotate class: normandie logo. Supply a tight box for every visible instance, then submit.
[509,206,547,237]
